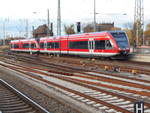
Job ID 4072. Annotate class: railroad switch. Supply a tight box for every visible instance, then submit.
[113,66,120,72]
[82,64,85,67]
[56,54,60,57]
[80,61,83,64]
[132,70,137,75]
[104,66,109,71]
[91,58,95,62]
[50,55,53,57]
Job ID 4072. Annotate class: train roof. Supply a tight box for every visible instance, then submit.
[59,30,125,37]
[10,30,126,43]
[10,40,20,43]
[39,31,109,40]
[10,38,36,43]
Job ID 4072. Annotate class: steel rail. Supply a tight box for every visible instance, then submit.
[0,79,50,113]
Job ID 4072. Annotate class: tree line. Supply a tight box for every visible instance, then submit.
[3,22,150,46]
[64,22,150,46]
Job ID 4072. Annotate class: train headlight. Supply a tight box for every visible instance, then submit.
[105,36,110,38]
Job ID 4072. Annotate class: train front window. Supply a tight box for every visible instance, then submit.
[110,32,129,49]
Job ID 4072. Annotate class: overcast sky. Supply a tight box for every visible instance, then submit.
[1,0,150,20]
[0,0,150,37]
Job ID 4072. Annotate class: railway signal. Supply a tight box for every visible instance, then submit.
[77,22,81,33]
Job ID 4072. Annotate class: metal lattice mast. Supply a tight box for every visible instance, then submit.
[134,0,144,46]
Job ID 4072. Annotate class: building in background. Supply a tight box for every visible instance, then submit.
[32,24,53,38]
[97,22,118,31]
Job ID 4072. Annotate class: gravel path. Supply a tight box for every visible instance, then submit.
[0,70,81,113]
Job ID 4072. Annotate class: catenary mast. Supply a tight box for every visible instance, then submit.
[134,0,144,46]
[57,0,61,36]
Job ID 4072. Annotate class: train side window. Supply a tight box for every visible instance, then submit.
[54,42,60,48]
[47,42,52,48]
[40,43,44,48]
[31,43,36,48]
[23,43,29,48]
[47,42,60,49]
[105,40,112,49]
[69,41,88,49]
[95,40,105,49]
[14,44,19,48]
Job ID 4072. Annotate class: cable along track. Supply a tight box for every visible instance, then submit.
[0,79,49,113]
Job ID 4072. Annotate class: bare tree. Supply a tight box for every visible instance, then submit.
[144,23,150,45]
[123,22,133,29]
[64,24,75,35]
[33,24,53,38]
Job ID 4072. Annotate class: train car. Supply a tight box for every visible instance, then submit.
[10,39,40,54]
[10,30,130,58]
[39,37,60,54]
[10,40,20,51]
[38,31,130,58]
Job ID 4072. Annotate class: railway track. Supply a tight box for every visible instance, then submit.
[1,53,150,97]
[5,53,150,85]
[45,56,150,75]
[0,79,49,113]
[8,52,150,75]
[0,62,131,113]
[0,52,150,112]
[0,58,150,113]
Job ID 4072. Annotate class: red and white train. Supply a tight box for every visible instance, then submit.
[10,31,130,58]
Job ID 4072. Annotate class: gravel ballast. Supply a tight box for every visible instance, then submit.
[0,69,82,113]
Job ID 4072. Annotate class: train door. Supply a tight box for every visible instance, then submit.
[29,41,32,54]
[88,38,95,55]
[44,40,47,52]
[12,43,14,49]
